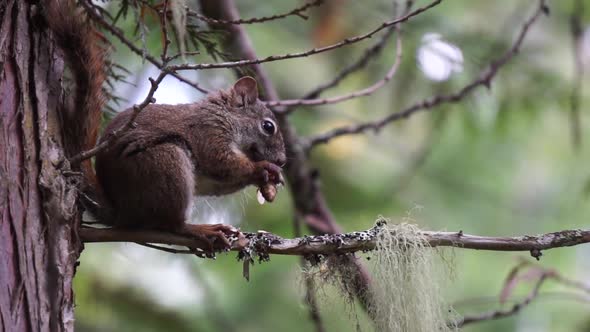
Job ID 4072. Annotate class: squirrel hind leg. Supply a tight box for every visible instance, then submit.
[96,143,194,230]
[177,223,240,254]
[95,139,241,253]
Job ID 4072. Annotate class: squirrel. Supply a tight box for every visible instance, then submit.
[45,0,286,251]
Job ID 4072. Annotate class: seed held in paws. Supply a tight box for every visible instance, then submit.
[257,183,278,204]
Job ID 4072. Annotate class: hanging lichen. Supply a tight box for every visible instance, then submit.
[368,220,458,332]
[302,218,458,332]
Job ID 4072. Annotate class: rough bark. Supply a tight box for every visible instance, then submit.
[0,1,81,331]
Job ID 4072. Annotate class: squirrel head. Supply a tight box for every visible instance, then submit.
[227,76,286,167]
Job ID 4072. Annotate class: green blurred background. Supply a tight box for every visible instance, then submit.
[76,0,590,331]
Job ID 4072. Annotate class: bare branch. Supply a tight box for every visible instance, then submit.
[190,0,324,25]
[169,0,441,71]
[306,0,548,149]
[458,273,547,327]
[70,70,168,164]
[80,0,209,94]
[458,259,590,327]
[79,225,590,257]
[159,0,172,62]
[81,223,590,329]
[298,21,398,102]
[265,28,403,109]
[277,0,410,111]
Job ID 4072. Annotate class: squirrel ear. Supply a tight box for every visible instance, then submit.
[232,76,259,106]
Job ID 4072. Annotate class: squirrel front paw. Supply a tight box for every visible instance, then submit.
[253,161,284,203]
[254,161,284,186]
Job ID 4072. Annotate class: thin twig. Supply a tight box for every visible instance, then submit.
[169,0,442,71]
[265,28,403,109]
[280,0,409,111]
[458,259,590,327]
[453,292,590,308]
[70,70,169,164]
[458,274,547,327]
[80,0,209,94]
[190,0,324,25]
[306,0,548,149]
[159,0,171,62]
[298,20,398,102]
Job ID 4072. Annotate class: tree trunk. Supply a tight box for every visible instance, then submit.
[1,1,81,331]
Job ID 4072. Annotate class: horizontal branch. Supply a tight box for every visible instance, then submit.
[79,225,590,258]
[168,0,441,71]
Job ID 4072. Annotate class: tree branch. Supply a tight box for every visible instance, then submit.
[458,259,590,327]
[80,0,209,94]
[273,2,408,111]
[191,0,324,25]
[264,28,403,109]
[296,17,398,102]
[170,0,441,71]
[70,69,168,164]
[458,273,547,327]
[79,225,590,257]
[306,0,548,149]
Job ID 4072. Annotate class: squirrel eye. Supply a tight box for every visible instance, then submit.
[261,118,276,136]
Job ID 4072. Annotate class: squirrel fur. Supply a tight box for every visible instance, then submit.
[45,0,286,250]
[45,0,105,184]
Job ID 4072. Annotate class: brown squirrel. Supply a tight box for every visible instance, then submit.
[45,0,286,251]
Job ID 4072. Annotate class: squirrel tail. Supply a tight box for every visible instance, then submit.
[45,0,107,218]
[45,0,105,178]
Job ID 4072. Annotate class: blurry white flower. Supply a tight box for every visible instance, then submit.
[417,33,464,81]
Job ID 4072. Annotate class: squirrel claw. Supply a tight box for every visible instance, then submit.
[277,172,285,186]
[255,161,283,186]
[181,223,240,254]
